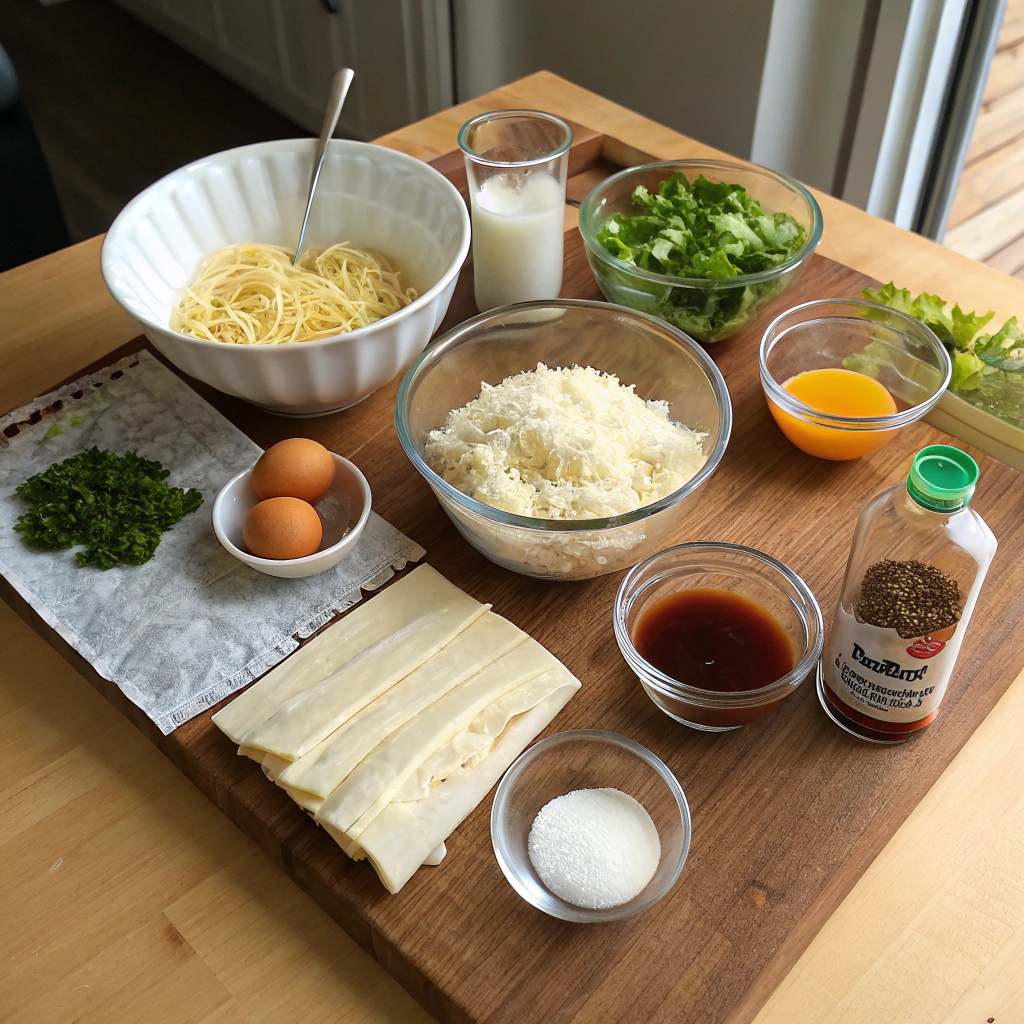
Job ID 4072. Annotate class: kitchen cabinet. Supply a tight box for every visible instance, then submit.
[112,0,453,139]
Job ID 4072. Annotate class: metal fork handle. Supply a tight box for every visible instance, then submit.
[294,67,355,263]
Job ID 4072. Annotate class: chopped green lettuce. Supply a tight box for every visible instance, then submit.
[859,283,1024,431]
[595,173,807,341]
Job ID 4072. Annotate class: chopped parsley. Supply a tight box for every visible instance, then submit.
[14,447,203,569]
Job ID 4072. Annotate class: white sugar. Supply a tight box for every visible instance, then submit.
[527,788,661,909]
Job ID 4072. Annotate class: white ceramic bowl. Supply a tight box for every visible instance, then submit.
[101,139,471,416]
[212,452,371,578]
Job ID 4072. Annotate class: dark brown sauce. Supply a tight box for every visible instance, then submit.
[633,588,795,693]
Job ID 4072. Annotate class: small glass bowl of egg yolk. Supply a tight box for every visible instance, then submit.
[758,298,951,461]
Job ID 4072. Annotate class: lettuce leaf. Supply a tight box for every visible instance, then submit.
[861,282,1024,430]
[595,172,807,340]
[951,305,994,349]
[951,349,987,391]
[976,316,1024,371]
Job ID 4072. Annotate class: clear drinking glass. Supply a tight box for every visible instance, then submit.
[458,110,572,312]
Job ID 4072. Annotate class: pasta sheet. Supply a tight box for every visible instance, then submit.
[212,565,470,744]
[394,670,565,802]
[240,591,486,759]
[277,611,526,798]
[317,641,560,839]
[356,679,580,893]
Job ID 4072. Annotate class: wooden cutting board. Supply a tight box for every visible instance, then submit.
[3,165,1024,1024]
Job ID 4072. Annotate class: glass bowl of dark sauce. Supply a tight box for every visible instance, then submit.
[613,542,823,731]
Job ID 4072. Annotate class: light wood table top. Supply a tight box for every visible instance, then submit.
[2,72,1022,1024]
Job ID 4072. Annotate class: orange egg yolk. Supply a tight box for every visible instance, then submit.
[768,368,897,461]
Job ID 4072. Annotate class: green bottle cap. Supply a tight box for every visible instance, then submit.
[907,444,979,512]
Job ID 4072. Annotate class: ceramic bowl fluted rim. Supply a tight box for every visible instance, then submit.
[100,138,472,353]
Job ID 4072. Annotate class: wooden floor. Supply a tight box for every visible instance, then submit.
[946,0,1024,272]
[0,0,305,244]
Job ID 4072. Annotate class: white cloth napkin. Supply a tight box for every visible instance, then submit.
[0,351,424,734]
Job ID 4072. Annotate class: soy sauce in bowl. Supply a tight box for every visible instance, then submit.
[632,588,794,693]
[614,543,824,732]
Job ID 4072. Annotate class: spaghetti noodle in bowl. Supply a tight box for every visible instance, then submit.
[101,138,471,415]
[171,243,418,346]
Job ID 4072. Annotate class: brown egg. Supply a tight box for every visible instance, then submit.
[252,438,335,504]
[243,497,322,560]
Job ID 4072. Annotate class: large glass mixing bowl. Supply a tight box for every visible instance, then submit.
[394,299,732,580]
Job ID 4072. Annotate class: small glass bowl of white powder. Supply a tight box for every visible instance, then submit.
[490,730,690,922]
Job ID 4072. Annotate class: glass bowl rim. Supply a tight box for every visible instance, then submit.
[758,298,953,430]
[613,540,824,708]
[490,728,692,923]
[457,109,573,168]
[578,158,824,290]
[393,298,733,533]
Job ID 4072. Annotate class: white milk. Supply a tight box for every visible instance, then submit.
[470,171,564,311]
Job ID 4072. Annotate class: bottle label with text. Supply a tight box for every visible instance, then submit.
[824,608,960,723]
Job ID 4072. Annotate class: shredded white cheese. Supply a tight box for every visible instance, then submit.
[424,364,707,520]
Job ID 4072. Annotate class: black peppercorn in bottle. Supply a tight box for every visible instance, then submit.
[820,446,996,743]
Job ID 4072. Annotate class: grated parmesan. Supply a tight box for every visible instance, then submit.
[424,364,707,520]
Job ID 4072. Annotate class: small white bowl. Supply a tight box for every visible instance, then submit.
[212,452,371,578]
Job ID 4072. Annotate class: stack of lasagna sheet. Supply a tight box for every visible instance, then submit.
[212,564,580,892]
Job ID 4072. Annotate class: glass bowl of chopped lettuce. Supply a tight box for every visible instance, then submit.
[579,160,822,343]
[395,299,732,581]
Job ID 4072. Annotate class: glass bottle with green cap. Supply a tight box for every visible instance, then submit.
[820,444,997,743]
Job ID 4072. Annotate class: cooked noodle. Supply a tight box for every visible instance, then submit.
[170,242,417,345]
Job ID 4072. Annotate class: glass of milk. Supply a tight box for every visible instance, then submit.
[458,110,572,312]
